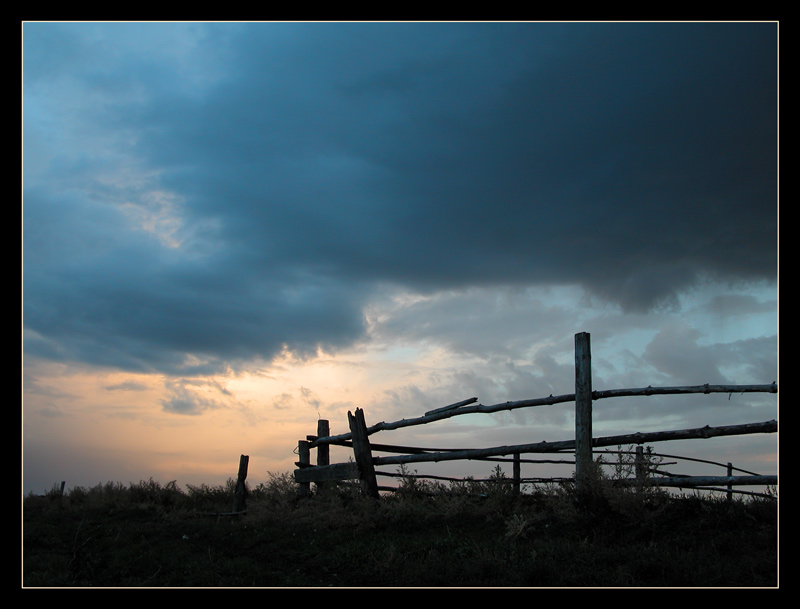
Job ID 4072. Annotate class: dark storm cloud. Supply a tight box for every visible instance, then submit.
[23,22,778,375]
[148,22,776,292]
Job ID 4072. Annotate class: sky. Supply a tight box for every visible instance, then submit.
[22,21,778,497]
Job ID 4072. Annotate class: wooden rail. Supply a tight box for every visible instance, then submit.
[294,332,778,498]
[307,383,776,448]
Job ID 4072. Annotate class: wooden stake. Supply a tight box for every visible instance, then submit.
[316,419,330,491]
[296,440,311,497]
[232,454,249,513]
[424,397,478,416]
[348,408,379,499]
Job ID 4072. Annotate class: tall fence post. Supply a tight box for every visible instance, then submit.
[513,453,521,494]
[232,454,249,513]
[348,408,380,499]
[575,332,593,495]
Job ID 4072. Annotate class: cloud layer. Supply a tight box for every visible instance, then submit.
[23,22,778,377]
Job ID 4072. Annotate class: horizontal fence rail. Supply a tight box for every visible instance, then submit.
[592,383,777,400]
[614,475,777,489]
[308,384,777,448]
[294,332,778,498]
[370,420,777,467]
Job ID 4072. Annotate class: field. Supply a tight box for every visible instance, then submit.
[22,469,778,588]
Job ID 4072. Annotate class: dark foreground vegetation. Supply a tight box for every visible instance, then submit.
[23,467,778,588]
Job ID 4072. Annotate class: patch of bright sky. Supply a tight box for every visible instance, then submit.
[676,279,777,345]
[22,277,776,495]
[179,279,775,424]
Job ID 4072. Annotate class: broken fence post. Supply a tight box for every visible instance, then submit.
[232,454,249,513]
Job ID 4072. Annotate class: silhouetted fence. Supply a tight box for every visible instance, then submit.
[294,332,777,498]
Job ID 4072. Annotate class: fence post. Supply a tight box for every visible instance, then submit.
[727,462,733,502]
[297,440,311,498]
[575,332,593,495]
[348,408,380,499]
[635,445,646,490]
[316,419,330,491]
[232,454,249,513]
[513,453,521,494]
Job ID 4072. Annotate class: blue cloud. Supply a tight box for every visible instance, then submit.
[23,22,778,375]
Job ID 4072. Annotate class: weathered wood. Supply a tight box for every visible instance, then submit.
[315,419,330,490]
[310,383,777,448]
[635,446,646,485]
[348,408,380,499]
[312,383,778,447]
[592,382,777,400]
[294,332,777,500]
[337,441,475,454]
[232,454,249,513]
[424,397,478,416]
[293,461,359,484]
[311,393,579,446]
[297,440,311,497]
[372,420,777,467]
[617,475,777,488]
[727,462,734,501]
[591,419,778,446]
[574,332,593,490]
[316,420,330,467]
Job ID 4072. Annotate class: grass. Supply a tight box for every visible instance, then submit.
[22,465,778,588]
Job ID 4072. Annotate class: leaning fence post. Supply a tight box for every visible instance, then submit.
[232,454,249,513]
[575,332,593,495]
[348,408,380,499]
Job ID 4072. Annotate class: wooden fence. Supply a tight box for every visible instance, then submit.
[293,332,778,498]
